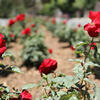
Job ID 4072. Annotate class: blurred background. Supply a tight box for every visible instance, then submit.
[0,0,100,18]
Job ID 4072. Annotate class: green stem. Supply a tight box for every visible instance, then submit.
[81,38,94,100]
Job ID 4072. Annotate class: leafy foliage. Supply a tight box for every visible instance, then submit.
[21,33,49,68]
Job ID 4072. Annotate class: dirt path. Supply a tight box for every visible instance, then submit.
[0,26,100,99]
[42,26,75,75]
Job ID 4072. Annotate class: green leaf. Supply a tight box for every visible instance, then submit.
[94,85,100,100]
[5,87,10,93]
[73,64,84,79]
[10,66,22,73]
[76,41,88,47]
[2,51,15,61]
[57,91,66,97]
[64,76,79,88]
[84,62,100,69]
[22,83,37,90]
[60,91,81,100]
[53,76,79,88]
[37,79,45,87]
[84,78,95,85]
[46,97,52,100]
[52,77,64,85]
[69,96,78,100]
[51,90,55,96]
[84,78,100,100]
[69,59,83,63]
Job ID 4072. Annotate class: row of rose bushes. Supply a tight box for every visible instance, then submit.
[0,32,33,99]
[45,17,90,47]
[0,14,53,68]
[33,11,100,100]
[1,11,100,100]
[0,14,52,99]
[44,15,100,65]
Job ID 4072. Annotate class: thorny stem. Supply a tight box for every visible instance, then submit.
[45,76,56,99]
[81,38,94,100]
[44,88,48,97]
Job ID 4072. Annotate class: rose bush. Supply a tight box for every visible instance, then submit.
[0,32,33,99]
[28,11,100,100]
[16,14,25,22]
[21,33,49,68]
[1,10,100,100]
[21,27,31,36]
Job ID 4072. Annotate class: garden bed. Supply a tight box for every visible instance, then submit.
[0,25,100,99]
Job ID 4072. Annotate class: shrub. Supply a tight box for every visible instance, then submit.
[21,33,49,68]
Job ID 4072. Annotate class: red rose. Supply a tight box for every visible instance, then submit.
[21,28,31,35]
[20,90,32,100]
[84,11,100,37]
[48,49,53,54]
[8,19,15,26]
[39,59,57,75]
[0,33,6,57]
[52,18,56,24]
[10,33,15,38]
[77,24,81,27]
[89,11,100,22]
[84,23,99,37]
[31,24,35,28]
[89,42,96,50]
[70,45,75,51]
[62,20,67,24]
[16,14,25,21]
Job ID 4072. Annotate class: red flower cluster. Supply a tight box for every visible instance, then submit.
[9,90,32,100]
[39,59,57,75]
[8,13,25,27]
[16,14,25,22]
[31,24,36,28]
[0,33,6,57]
[84,11,100,37]
[89,42,96,50]
[21,28,31,35]
[20,90,32,100]
[8,19,15,27]
[70,45,75,51]
[48,49,53,54]
[52,18,56,24]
